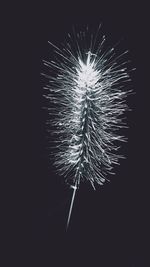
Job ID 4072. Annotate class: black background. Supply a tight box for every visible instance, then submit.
[30,1,149,266]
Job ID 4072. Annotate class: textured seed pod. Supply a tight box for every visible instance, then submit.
[43,27,132,190]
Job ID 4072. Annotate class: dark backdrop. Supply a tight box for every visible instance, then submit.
[31,1,149,266]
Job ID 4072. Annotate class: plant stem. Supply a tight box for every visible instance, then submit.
[66,181,77,230]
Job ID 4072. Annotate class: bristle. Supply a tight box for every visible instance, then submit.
[44,28,132,189]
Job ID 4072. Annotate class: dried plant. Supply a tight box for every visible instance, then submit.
[43,26,133,227]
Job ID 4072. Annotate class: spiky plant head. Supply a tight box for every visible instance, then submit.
[43,26,132,190]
